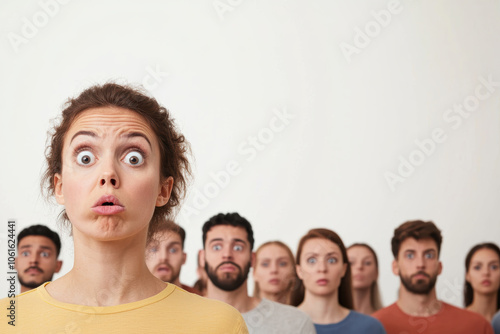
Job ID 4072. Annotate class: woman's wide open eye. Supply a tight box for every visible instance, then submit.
[76,150,95,165]
[124,151,144,166]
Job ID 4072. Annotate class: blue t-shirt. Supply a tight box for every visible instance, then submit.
[314,310,386,334]
[493,310,500,334]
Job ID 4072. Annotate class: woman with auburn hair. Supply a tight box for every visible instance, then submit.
[253,241,297,305]
[0,83,247,333]
[464,242,500,321]
[347,243,383,314]
[295,228,386,333]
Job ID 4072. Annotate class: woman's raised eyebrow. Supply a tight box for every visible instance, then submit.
[123,132,152,149]
[70,130,96,144]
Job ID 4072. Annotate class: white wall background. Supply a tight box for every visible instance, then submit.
[1,0,499,308]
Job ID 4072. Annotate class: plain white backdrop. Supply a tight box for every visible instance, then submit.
[1,1,499,308]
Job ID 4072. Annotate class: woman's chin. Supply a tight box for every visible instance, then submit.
[71,218,148,242]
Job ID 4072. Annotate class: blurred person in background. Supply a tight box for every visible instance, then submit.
[146,220,201,294]
[464,242,500,322]
[296,228,386,334]
[15,224,63,293]
[193,249,208,296]
[253,241,297,305]
[492,309,500,334]
[347,243,383,314]
[202,212,316,334]
[373,220,493,334]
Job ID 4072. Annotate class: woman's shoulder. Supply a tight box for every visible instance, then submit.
[165,286,248,332]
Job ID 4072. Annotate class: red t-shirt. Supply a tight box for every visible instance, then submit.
[180,283,202,296]
[372,302,493,334]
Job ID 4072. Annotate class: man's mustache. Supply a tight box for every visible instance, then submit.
[24,266,43,274]
[216,261,241,271]
[411,271,430,279]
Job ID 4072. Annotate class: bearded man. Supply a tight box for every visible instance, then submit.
[373,220,493,334]
[201,212,315,334]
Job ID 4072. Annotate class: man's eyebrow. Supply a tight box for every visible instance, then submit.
[70,130,96,144]
[167,241,182,247]
[123,132,152,149]
[19,245,53,251]
[208,238,248,245]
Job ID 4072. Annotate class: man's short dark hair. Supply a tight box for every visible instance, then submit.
[151,218,186,249]
[17,225,61,256]
[202,213,254,250]
[391,220,442,259]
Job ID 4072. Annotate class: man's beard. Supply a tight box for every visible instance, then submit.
[400,271,437,295]
[18,267,53,290]
[205,261,251,292]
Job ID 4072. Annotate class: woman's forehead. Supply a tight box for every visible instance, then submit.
[65,107,158,145]
[259,244,290,257]
[348,246,374,257]
[303,238,341,254]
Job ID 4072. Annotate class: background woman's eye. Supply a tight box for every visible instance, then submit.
[124,151,144,165]
[77,150,95,165]
[307,257,317,264]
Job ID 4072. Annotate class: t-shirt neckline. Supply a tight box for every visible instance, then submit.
[37,281,176,314]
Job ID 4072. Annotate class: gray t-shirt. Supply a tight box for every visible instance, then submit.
[493,310,500,334]
[242,298,316,334]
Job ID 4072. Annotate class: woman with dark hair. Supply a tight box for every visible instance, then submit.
[253,241,297,305]
[295,228,386,334]
[465,242,500,321]
[0,83,247,333]
[347,243,383,314]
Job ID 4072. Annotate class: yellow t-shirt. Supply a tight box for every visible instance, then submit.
[0,282,248,334]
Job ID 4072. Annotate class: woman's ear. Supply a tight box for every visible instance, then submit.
[156,176,173,207]
[54,173,64,205]
[296,264,303,280]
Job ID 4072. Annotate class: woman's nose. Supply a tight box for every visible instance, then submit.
[99,160,120,188]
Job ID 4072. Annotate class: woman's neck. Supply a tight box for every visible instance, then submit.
[298,291,349,324]
[46,229,165,306]
[352,287,375,314]
[467,292,498,322]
